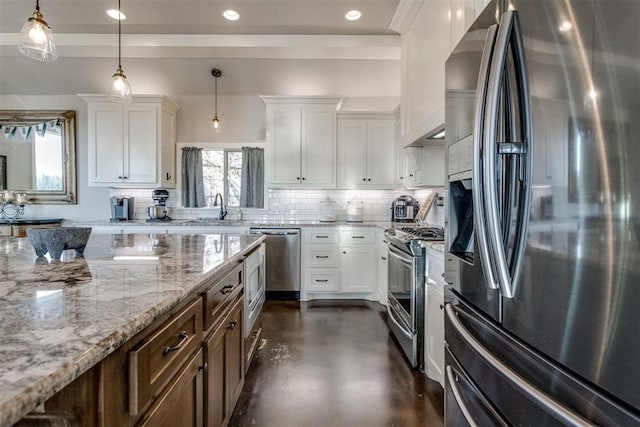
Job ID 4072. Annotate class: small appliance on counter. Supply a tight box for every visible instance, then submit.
[147,189,171,222]
[319,196,337,222]
[346,198,364,222]
[391,195,419,222]
[110,196,134,222]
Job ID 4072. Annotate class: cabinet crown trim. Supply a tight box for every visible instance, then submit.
[337,112,397,120]
[261,96,342,107]
[78,94,180,111]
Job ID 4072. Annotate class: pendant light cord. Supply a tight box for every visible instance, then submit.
[118,0,122,70]
[35,0,40,12]
[214,76,218,116]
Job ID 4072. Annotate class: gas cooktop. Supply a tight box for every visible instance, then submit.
[398,226,445,240]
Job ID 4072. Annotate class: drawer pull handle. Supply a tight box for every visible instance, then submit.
[220,285,234,294]
[316,235,329,238]
[352,236,365,239]
[316,255,329,259]
[227,320,238,330]
[316,279,329,283]
[163,331,189,356]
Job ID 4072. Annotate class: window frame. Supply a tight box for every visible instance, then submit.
[176,142,267,210]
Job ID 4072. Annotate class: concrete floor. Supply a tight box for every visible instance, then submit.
[230,300,444,427]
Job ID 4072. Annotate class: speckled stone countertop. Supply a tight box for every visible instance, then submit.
[0,233,264,427]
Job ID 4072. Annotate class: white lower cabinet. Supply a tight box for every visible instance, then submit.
[425,246,445,386]
[301,227,377,300]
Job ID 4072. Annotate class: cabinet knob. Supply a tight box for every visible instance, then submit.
[439,304,444,310]
[166,172,172,181]
[302,177,306,181]
[227,320,238,330]
[381,256,387,261]
[367,178,371,182]
[409,174,414,177]
[118,176,123,179]
[342,251,346,255]
[199,362,209,372]
[297,177,300,181]
[362,178,366,181]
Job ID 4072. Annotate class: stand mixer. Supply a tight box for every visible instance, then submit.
[147,190,171,222]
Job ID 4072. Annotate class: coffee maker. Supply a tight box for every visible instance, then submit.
[391,195,419,222]
[147,189,171,222]
[110,196,135,222]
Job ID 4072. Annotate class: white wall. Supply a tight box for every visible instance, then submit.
[1,94,402,222]
[0,95,111,221]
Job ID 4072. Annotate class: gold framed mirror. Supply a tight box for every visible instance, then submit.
[0,110,77,204]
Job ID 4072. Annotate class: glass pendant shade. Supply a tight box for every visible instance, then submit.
[18,9,57,61]
[109,67,132,102]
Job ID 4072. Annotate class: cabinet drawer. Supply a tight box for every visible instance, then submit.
[129,298,202,416]
[306,270,340,292]
[339,229,375,244]
[203,264,242,332]
[305,247,340,268]
[305,229,339,244]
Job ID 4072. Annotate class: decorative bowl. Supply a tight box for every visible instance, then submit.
[27,227,92,260]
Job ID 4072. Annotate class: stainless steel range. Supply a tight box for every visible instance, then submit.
[384,226,444,369]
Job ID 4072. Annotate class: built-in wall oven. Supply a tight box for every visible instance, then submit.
[385,226,444,370]
[244,243,265,339]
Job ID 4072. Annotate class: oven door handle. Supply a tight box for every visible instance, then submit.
[388,306,413,340]
[445,304,593,426]
[388,245,414,268]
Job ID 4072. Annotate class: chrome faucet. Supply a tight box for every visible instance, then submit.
[212,193,227,220]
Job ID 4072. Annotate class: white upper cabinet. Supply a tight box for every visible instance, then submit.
[82,95,179,188]
[337,113,396,189]
[263,97,341,188]
[392,0,479,147]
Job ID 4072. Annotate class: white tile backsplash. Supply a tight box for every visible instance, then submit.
[110,187,447,226]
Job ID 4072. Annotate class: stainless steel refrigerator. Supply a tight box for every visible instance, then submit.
[444,0,640,424]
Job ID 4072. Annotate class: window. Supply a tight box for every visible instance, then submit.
[202,149,242,207]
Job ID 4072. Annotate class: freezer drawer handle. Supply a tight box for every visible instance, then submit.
[446,365,480,427]
[445,304,593,426]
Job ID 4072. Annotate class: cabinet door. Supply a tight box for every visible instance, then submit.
[269,105,302,184]
[125,104,158,184]
[377,244,389,304]
[88,103,124,184]
[426,284,444,386]
[341,246,375,293]
[301,105,336,187]
[421,145,445,186]
[403,147,422,185]
[138,349,204,427]
[366,120,396,187]
[225,297,245,412]
[337,119,367,188]
[532,101,568,187]
[205,320,228,427]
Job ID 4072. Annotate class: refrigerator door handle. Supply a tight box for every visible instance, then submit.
[472,24,500,291]
[483,10,516,298]
[446,365,480,427]
[445,304,594,426]
[508,9,533,293]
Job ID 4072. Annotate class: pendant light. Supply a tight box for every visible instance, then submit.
[18,0,57,61]
[108,0,132,102]
[211,68,222,132]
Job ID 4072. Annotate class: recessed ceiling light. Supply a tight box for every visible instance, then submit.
[345,10,362,21]
[223,10,240,21]
[559,21,573,32]
[106,9,126,20]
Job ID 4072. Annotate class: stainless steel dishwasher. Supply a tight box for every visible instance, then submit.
[249,228,300,300]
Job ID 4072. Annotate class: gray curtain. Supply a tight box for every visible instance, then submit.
[240,146,264,208]
[181,147,206,207]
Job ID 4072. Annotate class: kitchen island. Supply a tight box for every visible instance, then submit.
[0,232,264,426]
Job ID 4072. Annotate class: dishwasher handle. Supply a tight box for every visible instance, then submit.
[251,230,300,236]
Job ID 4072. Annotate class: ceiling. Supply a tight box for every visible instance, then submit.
[0,0,402,97]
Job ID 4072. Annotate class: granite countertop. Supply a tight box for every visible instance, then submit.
[0,233,265,426]
[0,218,63,225]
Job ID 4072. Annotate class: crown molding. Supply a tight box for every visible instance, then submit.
[389,0,426,34]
